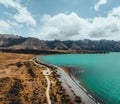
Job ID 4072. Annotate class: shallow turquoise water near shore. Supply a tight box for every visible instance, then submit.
[40,53,120,104]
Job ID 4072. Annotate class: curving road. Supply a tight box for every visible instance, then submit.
[32,58,99,104]
[54,65,99,104]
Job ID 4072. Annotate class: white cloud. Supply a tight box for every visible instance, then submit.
[94,0,107,11]
[7,20,23,28]
[0,20,10,33]
[108,6,120,17]
[0,0,36,26]
[37,13,90,40]
[34,6,120,40]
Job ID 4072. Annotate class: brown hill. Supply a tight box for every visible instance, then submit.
[1,34,120,52]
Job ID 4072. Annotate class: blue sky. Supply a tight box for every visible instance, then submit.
[0,0,120,40]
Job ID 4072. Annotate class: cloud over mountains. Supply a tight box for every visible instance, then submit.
[36,6,120,40]
[0,0,120,40]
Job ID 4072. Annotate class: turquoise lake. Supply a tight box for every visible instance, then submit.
[40,53,120,104]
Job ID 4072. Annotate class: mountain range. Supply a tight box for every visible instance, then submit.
[1,34,120,52]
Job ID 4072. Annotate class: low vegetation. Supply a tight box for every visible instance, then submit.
[0,52,75,104]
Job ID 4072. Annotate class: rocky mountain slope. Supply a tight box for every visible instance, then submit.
[0,34,48,50]
[1,34,120,52]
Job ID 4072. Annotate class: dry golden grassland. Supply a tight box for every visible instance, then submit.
[0,52,73,104]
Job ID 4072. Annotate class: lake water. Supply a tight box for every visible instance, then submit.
[39,53,120,104]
